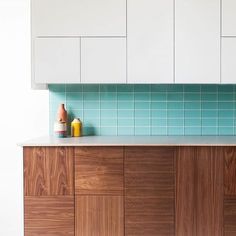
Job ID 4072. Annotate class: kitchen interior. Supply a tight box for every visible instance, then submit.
[21,0,236,235]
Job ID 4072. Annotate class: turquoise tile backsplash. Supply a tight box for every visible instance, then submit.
[49,84,236,136]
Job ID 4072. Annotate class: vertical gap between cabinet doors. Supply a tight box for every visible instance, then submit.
[123,146,126,236]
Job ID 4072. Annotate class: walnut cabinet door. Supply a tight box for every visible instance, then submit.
[23,147,75,236]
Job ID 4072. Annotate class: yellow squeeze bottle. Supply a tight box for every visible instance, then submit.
[71,118,82,137]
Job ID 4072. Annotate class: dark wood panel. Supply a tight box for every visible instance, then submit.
[24,147,74,196]
[176,147,223,236]
[196,147,223,236]
[47,147,74,195]
[224,197,236,235]
[125,172,174,197]
[25,196,74,236]
[76,196,124,236]
[126,197,174,236]
[125,147,175,173]
[176,146,196,236]
[75,147,124,195]
[125,147,175,236]
[24,147,49,196]
[125,147,175,197]
[224,147,236,196]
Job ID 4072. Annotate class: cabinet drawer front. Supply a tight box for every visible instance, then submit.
[75,147,124,195]
[76,196,124,236]
[24,147,74,196]
[25,196,74,236]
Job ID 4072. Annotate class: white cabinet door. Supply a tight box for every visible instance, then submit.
[34,38,80,84]
[175,0,220,83]
[81,38,126,83]
[221,38,236,83]
[127,0,174,83]
[32,0,126,37]
[222,0,236,36]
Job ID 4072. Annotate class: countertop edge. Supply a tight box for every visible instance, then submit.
[18,136,236,147]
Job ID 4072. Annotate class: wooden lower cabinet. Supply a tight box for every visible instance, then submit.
[76,196,124,236]
[224,197,236,235]
[23,146,236,236]
[125,147,176,236]
[74,147,124,195]
[176,147,223,236]
[24,196,75,236]
[24,147,74,196]
[223,147,236,236]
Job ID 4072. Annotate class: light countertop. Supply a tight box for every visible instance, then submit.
[19,136,236,147]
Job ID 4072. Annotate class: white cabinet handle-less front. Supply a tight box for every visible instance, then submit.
[34,38,81,84]
[175,0,220,84]
[221,38,236,84]
[127,0,174,84]
[32,0,126,37]
[81,38,127,84]
[222,0,236,36]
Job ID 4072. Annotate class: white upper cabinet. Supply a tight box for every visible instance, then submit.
[32,0,126,37]
[81,38,126,83]
[34,38,80,84]
[175,0,220,83]
[222,0,236,36]
[221,38,236,83]
[127,0,174,83]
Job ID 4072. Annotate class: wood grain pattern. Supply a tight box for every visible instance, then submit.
[126,197,174,236]
[196,147,223,236]
[24,147,74,196]
[75,147,124,195]
[224,147,236,195]
[24,147,49,196]
[76,196,124,236]
[125,147,175,236]
[125,147,175,197]
[176,147,223,236]
[224,197,236,235]
[176,147,196,236]
[25,196,74,236]
[48,147,74,195]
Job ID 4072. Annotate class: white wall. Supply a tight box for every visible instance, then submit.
[0,0,49,235]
